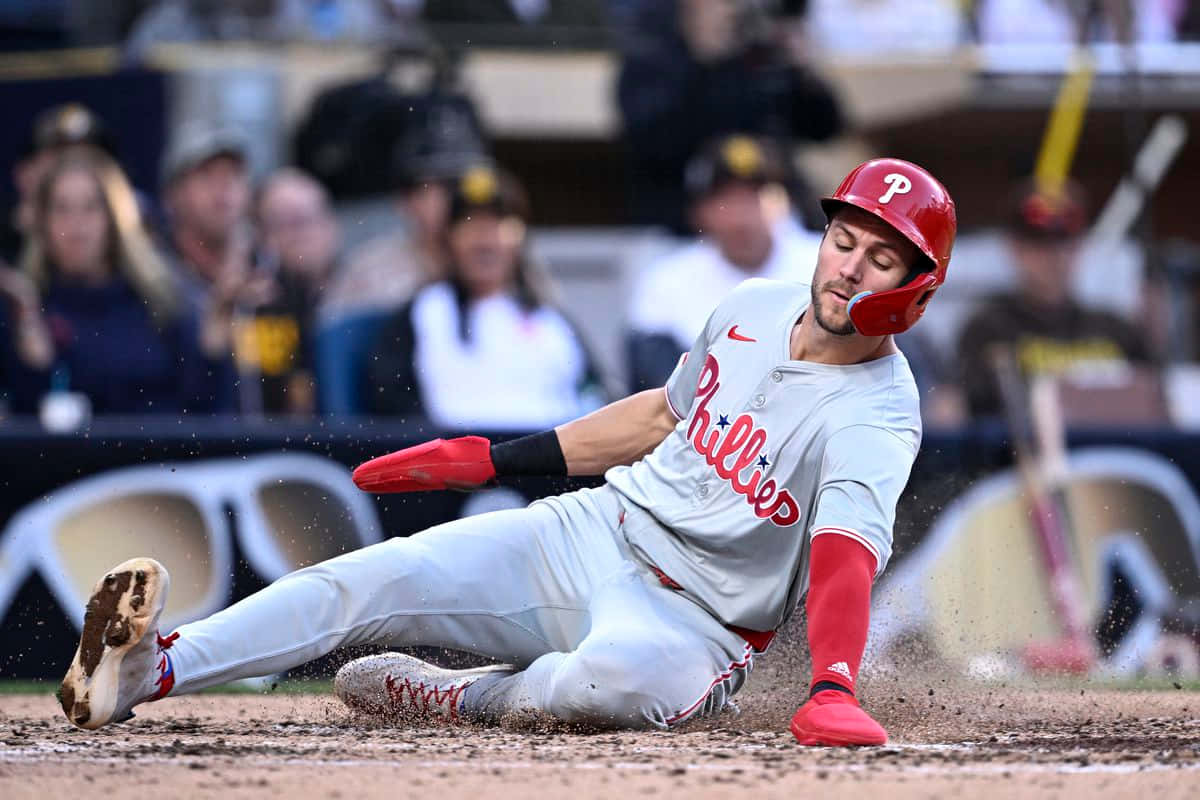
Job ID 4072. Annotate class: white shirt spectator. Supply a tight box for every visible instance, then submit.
[368,281,605,430]
[629,220,821,350]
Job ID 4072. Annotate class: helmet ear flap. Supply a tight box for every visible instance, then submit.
[847,273,940,336]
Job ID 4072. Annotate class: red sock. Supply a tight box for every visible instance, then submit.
[806,533,876,695]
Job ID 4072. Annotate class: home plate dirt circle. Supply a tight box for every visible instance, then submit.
[1,680,1197,799]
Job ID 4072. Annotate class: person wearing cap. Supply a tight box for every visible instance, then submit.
[3,103,120,264]
[955,179,1153,418]
[160,123,278,399]
[626,134,822,391]
[312,123,486,415]
[365,163,606,429]
[319,123,485,324]
[161,123,255,292]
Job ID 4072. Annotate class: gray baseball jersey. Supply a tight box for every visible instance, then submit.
[606,278,922,633]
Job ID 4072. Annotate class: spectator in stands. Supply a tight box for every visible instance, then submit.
[3,103,120,263]
[367,163,605,429]
[162,123,253,294]
[161,123,276,395]
[616,0,843,232]
[319,125,481,322]
[955,180,1153,418]
[625,134,821,390]
[0,152,231,415]
[314,124,483,415]
[242,167,342,416]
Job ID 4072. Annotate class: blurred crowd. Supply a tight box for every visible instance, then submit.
[3,0,1200,52]
[0,0,1196,432]
[0,101,609,429]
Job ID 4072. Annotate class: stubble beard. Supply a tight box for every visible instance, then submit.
[810,281,857,336]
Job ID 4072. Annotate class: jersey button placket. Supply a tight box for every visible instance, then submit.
[753,393,766,408]
[771,370,783,383]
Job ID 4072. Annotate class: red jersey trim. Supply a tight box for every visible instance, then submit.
[664,384,685,421]
[664,352,688,420]
[664,642,753,725]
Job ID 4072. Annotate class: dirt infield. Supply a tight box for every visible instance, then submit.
[2,676,1197,799]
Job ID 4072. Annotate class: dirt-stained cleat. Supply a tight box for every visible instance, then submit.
[790,689,888,746]
[335,652,513,724]
[59,558,177,730]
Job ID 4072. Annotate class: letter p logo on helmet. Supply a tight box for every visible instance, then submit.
[878,173,912,204]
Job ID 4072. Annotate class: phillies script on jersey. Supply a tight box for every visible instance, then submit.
[686,353,800,527]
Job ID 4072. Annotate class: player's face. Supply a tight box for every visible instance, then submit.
[811,208,919,336]
[447,211,525,297]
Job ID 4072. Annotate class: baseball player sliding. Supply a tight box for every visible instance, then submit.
[59,158,955,747]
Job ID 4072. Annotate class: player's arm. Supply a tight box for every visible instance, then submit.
[555,387,677,475]
[790,425,916,742]
[352,388,679,492]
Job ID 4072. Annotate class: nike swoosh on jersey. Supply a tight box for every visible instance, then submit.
[727,325,756,342]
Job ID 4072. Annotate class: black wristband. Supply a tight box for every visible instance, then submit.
[490,430,567,477]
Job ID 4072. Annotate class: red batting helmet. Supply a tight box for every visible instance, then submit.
[820,158,956,336]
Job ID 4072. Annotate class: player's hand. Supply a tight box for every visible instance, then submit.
[352,436,497,493]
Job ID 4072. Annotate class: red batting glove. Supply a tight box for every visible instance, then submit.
[352,436,497,493]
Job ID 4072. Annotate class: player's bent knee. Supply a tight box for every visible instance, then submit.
[543,646,684,729]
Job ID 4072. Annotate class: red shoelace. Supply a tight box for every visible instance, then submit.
[384,673,472,722]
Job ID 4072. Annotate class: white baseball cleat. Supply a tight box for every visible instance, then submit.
[334,652,513,724]
[59,558,177,729]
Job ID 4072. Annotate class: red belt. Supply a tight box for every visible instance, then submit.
[618,508,776,653]
[647,564,777,653]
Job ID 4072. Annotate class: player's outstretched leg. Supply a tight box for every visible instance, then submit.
[59,558,176,729]
[58,488,627,730]
[334,653,514,724]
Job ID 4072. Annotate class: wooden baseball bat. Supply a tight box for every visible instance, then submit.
[990,346,1095,671]
[1033,48,1094,200]
[986,38,1101,673]
[1086,114,1188,247]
